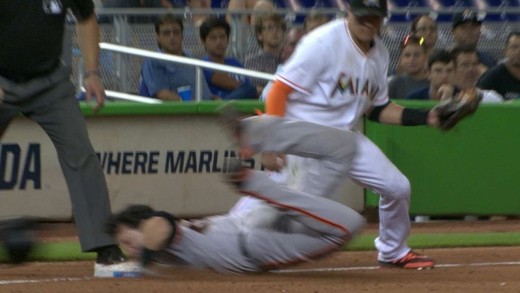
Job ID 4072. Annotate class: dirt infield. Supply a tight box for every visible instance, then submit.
[1,220,519,293]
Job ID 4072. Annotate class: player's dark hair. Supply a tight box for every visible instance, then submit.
[105,205,155,236]
[155,14,184,34]
[427,49,453,69]
[199,17,231,41]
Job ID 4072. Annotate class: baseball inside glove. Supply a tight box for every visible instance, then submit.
[433,88,483,131]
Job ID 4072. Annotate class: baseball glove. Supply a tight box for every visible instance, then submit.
[433,88,483,131]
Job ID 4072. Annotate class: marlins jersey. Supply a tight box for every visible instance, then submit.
[277,18,390,130]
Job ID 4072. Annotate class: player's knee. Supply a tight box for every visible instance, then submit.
[385,174,411,200]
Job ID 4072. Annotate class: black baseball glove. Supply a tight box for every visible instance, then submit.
[433,88,483,131]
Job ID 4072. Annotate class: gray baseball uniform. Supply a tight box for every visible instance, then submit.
[154,116,365,273]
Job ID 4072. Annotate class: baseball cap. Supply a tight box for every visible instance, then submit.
[349,0,388,17]
[452,9,482,28]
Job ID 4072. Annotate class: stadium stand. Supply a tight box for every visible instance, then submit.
[68,2,519,94]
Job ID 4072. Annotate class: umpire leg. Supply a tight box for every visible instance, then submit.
[27,80,115,252]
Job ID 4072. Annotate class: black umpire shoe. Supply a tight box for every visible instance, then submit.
[94,245,143,278]
[95,245,127,265]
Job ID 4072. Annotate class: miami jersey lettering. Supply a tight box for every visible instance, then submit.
[277,19,389,129]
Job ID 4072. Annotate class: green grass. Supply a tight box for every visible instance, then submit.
[1,232,520,262]
[345,232,520,251]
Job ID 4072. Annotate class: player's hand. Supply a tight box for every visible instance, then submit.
[0,87,4,104]
[261,152,286,172]
[84,73,106,112]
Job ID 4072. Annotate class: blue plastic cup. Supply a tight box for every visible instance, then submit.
[177,86,192,101]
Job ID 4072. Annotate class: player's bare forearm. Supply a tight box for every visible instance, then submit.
[377,102,405,125]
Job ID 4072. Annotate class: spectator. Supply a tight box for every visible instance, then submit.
[0,0,127,277]
[244,13,286,92]
[477,32,520,100]
[410,14,438,55]
[184,0,213,27]
[199,17,258,100]
[406,49,455,100]
[388,35,429,100]
[451,47,503,103]
[393,14,438,76]
[140,14,213,101]
[260,26,306,100]
[450,9,496,72]
[304,9,332,33]
[227,0,276,25]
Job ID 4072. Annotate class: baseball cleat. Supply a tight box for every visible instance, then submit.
[378,250,435,270]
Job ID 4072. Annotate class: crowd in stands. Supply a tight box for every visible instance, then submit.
[89,1,520,101]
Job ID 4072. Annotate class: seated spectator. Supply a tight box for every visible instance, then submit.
[303,9,332,33]
[393,14,438,76]
[449,9,496,72]
[226,0,275,25]
[244,13,286,93]
[406,49,455,100]
[260,25,306,100]
[199,17,258,100]
[452,47,503,103]
[388,35,429,100]
[410,14,438,56]
[140,14,213,101]
[477,32,520,100]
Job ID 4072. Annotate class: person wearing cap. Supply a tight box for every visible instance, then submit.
[450,9,496,71]
[230,0,445,270]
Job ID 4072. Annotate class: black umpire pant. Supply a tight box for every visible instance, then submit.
[0,66,116,252]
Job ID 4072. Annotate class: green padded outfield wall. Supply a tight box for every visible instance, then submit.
[365,100,520,216]
[79,100,520,216]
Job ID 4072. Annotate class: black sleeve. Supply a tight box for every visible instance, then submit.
[367,101,391,122]
[70,0,95,21]
[476,70,493,90]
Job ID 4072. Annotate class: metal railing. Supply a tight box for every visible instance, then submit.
[70,7,520,100]
[98,42,274,101]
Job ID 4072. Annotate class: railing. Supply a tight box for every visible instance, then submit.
[69,7,520,98]
[98,42,274,102]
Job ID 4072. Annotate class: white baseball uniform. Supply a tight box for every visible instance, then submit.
[231,18,413,262]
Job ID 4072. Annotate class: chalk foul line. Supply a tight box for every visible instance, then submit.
[1,261,520,285]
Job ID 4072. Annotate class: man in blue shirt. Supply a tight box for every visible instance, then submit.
[199,17,258,100]
[407,50,456,100]
[141,14,213,101]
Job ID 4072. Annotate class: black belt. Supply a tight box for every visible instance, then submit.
[0,66,58,83]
